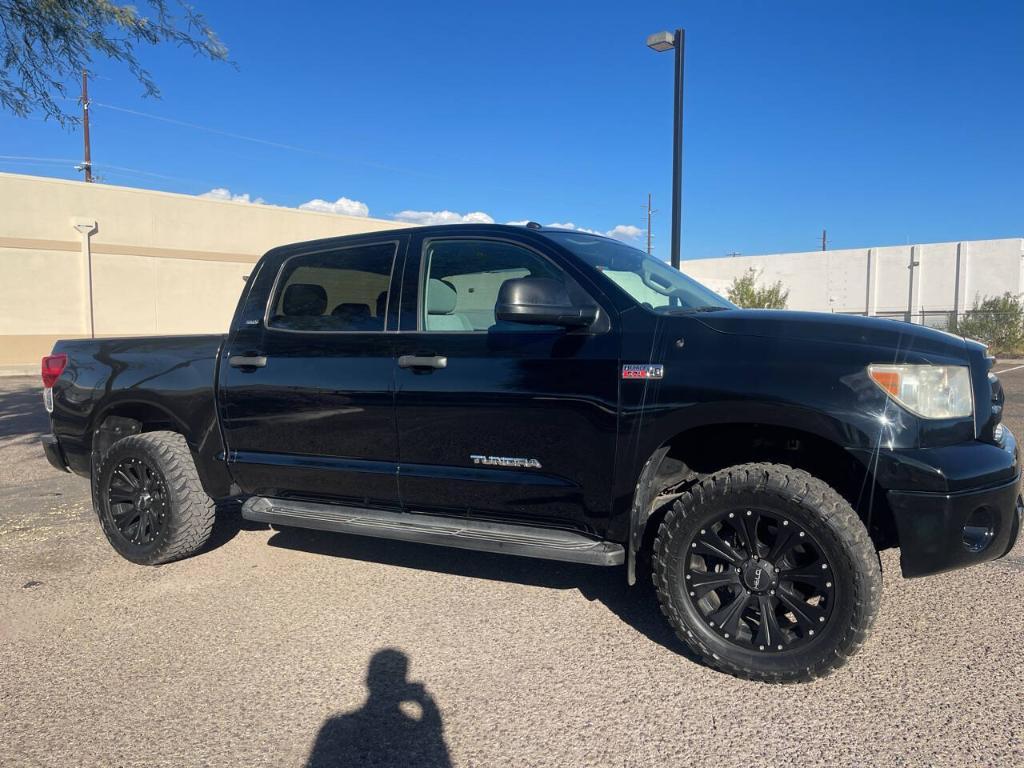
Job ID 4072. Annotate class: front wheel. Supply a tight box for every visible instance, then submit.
[652,462,881,682]
[94,431,216,565]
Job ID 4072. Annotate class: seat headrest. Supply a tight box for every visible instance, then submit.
[426,279,457,315]
[331,303,372,321]
[282,283,327,316]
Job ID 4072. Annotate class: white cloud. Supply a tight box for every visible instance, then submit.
[547,221,602,235]
[546,221,643,242]
[547,221,575,229]
[299,197,370,217]
[199,187,265,205]
[199,188,370,217]
[505,219,532,226]
[606,224,643,241]
[393,209,496,226]
[195,191,642,245]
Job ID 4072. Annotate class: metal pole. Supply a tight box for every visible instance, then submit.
[670,29,685,269]
[81,70,93,183]
[73,221,98,337]
[646,193,653,255]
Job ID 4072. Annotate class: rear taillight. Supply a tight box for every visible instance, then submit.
[41,354,67,388]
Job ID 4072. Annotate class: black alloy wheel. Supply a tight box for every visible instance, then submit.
[652,462,881,682]
[94,431,216,565]
[105,456,170,550]
[686,508,836,652]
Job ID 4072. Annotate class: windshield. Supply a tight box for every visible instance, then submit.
[546,232,735,313]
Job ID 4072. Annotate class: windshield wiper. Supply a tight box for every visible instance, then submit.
[670,305,731,314]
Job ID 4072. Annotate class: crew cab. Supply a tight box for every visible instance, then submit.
[40,223,1022,682]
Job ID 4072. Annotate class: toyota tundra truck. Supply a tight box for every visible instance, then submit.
[39,223,1022,682]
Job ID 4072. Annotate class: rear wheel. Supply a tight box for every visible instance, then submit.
[652,462,881,682]
[95,431,215,565]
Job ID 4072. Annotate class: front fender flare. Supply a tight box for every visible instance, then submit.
[626,446,671,585]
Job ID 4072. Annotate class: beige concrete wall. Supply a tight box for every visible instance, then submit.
[683,237,1024,317]
[0,173,414,367]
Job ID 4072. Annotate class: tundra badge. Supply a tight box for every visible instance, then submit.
[470,455,543,469]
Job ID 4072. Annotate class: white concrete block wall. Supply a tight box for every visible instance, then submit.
[682,238,1024,317]
[0,172,415,368]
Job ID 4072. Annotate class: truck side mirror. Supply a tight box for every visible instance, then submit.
[494,277,598,328]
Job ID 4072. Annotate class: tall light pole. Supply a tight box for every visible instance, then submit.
[646,29,685,270]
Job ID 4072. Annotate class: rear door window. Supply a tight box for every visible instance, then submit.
[267,242,397,332]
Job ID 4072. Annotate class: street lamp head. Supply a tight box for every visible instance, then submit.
[646,31,675,52]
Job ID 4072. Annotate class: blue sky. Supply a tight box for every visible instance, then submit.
[2,0,1021,259]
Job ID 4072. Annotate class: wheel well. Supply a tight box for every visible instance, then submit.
[93,404,180,460]
[642,424,897,552]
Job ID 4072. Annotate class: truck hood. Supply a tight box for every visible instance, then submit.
[691,308,969,359]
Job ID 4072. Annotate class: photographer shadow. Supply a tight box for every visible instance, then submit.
[306,649,451,768]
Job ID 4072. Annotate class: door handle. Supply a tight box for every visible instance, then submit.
[398,355,448,369]
[229,355,268,368]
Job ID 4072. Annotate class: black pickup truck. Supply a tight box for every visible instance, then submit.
[40,223,1021,682]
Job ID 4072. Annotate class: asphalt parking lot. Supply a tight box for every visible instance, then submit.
[2,373,1022,768]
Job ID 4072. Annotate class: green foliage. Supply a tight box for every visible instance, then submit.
[726,267,790,309]
[954,293,1024,356]
[0,1,228,125]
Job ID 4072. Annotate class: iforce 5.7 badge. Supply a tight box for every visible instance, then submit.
[622,364,664,380]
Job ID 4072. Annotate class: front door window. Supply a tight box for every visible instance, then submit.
[420,239,572,332]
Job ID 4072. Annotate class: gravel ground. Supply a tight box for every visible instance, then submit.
[1,373,1022,768]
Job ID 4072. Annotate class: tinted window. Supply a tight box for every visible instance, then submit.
[421,239,569,332]
[268,242,396,332]
[546,232,734,313]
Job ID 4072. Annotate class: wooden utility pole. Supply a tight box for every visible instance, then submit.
[81,70,93,182]
[644,193,657,256]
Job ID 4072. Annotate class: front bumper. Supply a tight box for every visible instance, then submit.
[888,475,1022,577]
[886,427,1021,577]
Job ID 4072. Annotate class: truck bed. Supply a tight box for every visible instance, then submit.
[49,334,226,485]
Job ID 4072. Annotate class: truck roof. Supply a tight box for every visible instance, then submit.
[264,222,620,259]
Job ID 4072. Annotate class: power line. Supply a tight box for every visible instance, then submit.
[0,155,76,165]
[53,93,522,194]
[92,163,214,186]
[0,154,212,187]
[0,154,215,190]
[93,101,321,156]
[91,101,443,179]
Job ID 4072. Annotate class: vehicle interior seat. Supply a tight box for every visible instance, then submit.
[282,283,327,316]
[425,279,473,331]
[331,302,379,330]
[271,283,329,329]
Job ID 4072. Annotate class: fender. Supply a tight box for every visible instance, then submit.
[90,394,234,500]
[92,395,189,439]
[50,334,234,500]
[615,400,880,525]
[620,400,887,584]
[629,401,878,479]
[626,445,670,585]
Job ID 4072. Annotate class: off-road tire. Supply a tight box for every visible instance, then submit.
[94,431,216,565]
[652,462,881,683]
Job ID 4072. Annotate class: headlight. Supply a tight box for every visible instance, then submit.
[867,364,973,419]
